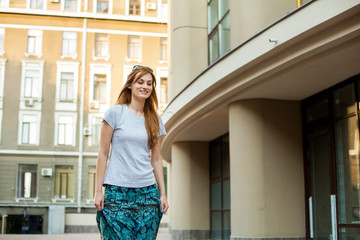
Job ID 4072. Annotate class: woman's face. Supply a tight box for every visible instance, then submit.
[129,73,153,101]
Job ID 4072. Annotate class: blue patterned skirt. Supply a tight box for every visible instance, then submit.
[96,184,163,240]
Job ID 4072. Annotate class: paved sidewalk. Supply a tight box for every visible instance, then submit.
[0,228,171,240]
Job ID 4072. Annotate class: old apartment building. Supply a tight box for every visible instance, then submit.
[0,0,168,234]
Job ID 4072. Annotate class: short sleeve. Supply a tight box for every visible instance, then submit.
[103,107,116,130]
[158,116,166,137]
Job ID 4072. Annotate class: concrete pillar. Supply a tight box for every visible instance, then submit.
[229,99,305,239]
[168,0,208,100]
[170,141,210,239]
[48,206,65,234]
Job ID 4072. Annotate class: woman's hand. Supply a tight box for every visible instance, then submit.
[94,191,104,211]
[160,195,169,214]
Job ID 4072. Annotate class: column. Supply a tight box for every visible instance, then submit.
[229,99,305,239]
[170,141,210,239]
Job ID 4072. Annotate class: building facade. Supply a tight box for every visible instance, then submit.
[0,0,168,234]
[164,0,360,240]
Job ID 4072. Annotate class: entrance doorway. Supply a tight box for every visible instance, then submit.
[303,75,360,239]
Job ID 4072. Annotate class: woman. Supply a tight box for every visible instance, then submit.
[94,65,169,240]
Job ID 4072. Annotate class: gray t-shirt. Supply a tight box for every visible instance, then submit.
[102,104,166,188]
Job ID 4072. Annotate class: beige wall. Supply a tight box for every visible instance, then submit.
[229,99,305,237]
[230,0,298,46]
[170,141,210,230]
[168,0,208,100]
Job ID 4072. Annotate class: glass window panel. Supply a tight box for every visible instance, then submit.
[17,164,37,198]
[211,182,221,210]
[210,140,221,179]
[24,77,33,97]
[310,133,332,238]
[335,116,360,224]
[210,211,222,240]
[208,0,218,33]
[65,124,73,145]
[306,99,328,122]
[219,13,230,57]
[22,123,29,144]
[29,123,37,144]
[222,135,230,178]
[218,0,229,20]
[222,180,230,210]
[27,36,35,54]
[223,211,231,240]
[209,31,219,64]
[0,29,4,53]
[339,227,360,239]
[54,166,74,199]
[334,84,355,118]
[88,166,96,199]
[58,123,65,145]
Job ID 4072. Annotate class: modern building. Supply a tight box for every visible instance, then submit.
[0,0,168,234]
[164,0,360,239]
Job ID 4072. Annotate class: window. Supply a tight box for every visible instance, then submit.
[64,0,78,11]
[62,32,77,57]
[127,35,141,60]
[0,28,4,54]
[210,134,230,240]
[160,37,167,61]
[96,0,108,13]
[158,0,168,18]
[29,0,44,9]
[55,62,79,111]
[24,70,40,98]
[89,115,102,146]
[129,0,140,15]
[18,113,40,145]
[302,74,360,238]
[94,33,109,58]
[54,165,74,199]
[55,113,76,146]
[59,73,74,102]
[26,30,42,56]
[87,166,96,199]
[93,74,106,102]
[208,0,230,64]
[21,60,45,105]
[17,164,37,198]
[159,77,167,105]
[89,64,111,108]
[0,0,9,7]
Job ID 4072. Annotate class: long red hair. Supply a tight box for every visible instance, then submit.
[115,68,160,149]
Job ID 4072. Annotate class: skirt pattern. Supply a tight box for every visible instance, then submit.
[96,184,163,240]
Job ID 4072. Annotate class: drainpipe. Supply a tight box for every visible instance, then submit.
[297,0,301,7]
[77,18,87,213]
[1,215,8,234]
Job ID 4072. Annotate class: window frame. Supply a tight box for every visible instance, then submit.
[54,112,77,146]
[89,63,112,111]
[27,0,46,10]
[62,31,77,59]
[93,0,112,14]
[0,28,5,55]
[93,33,110,60]
[53,165,75,201]
[18,111,41,145]
[16,164,38,200]
[127,35,142,61]
[62,0,80,12]
[25,30,43,57]
[207,0,230,65]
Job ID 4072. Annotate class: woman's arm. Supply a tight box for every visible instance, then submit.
[151,137,169,214]
[93,121,113,211]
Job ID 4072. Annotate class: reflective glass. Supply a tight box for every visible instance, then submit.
[210,211,222,239]
[210,139,221,179]
[306,99,328,122]
[334,84,355,118]
[209,32,219,64]
[339,227,360,240]
[211,182,221,210]
[222,134,230,178]
[208,0,218,33]
[218,0,229,20]
[219,13,230,57]
[223,211,231,240]
[335,116,360,224]
[222,180,230,210]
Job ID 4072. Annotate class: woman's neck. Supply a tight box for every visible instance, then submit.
[128,99,145,116]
